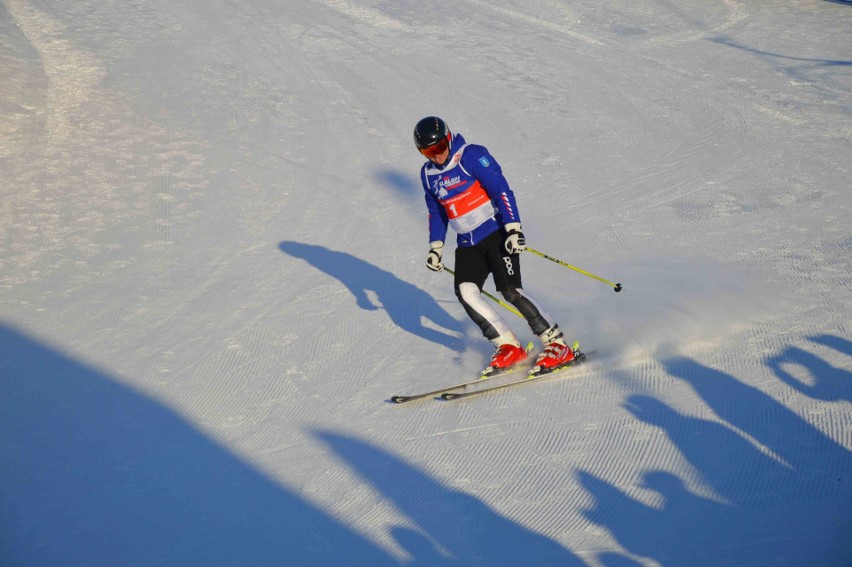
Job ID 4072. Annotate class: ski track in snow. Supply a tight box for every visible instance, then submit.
[2,1,851,566]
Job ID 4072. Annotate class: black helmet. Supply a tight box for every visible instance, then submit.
[413,116,451,150]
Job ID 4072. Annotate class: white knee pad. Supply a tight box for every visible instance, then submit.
[458,282,512,338]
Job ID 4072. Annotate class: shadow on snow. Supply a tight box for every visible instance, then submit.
[314,430,585,566]
[374,168,422,200]
[3,323,580,565]
[6,320,849,565]
[0,323,393,566]
[766,334,852,402]
[279,240,464,352]
[579,336,852,566]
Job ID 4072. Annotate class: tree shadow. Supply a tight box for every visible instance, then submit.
[710,35,852,67]
[314,429,586,567]
[579,352,852,566]
[279,241,464,352]
[709,35,852,113]
[0,323,399,566]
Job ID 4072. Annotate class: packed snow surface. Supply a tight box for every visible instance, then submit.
[2,1,851,565]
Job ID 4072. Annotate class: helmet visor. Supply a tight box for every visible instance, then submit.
[418,137,449,158]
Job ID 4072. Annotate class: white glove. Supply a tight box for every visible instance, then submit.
[503,223,526,254]
[426,241,444,272]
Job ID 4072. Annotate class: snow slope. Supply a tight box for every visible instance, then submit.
[2,1,851,565]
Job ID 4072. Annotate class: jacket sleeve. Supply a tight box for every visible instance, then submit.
[422,166,448,243]
[464,146,522,226]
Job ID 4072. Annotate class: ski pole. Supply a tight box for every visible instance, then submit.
[525,247,623,292]
[444,267,524,318]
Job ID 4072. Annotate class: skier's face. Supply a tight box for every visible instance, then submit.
[419,136,450,166]
[427,146,450,166]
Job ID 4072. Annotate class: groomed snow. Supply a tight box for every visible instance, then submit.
[2,1,851,565]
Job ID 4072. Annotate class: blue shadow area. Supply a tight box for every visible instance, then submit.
[374,168,422,200]
[810,333,852,356]
[279,241,464,352]
[766,334,852,402]
[315,430,585,566]
[579,347,852,566]
[0,323,396,567]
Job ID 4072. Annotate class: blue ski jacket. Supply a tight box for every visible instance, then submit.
[420,133,521,247]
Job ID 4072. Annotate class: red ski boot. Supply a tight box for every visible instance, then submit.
[531,325,575,375]
[483,334,528,377]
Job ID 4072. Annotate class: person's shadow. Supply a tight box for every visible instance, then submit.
[579,353,852,566]
[0,323,399,567]
[316,429,587,566]
[279,241,464,352]
[766,334,852,402]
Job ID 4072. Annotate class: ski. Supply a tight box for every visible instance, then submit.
[441,346,588,401]
[390,343,534,403]
[390,376,496,404]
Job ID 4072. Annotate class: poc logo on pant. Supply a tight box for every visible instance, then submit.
[503,256,515,275]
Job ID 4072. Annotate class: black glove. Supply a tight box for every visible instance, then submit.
[426,242,444,271]
[503,223,526,254]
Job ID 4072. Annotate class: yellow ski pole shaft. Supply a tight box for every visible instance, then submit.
[444,267,525,318]
[525,247,623,292]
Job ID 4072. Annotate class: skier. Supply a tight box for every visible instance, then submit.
[414,116,575,376]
